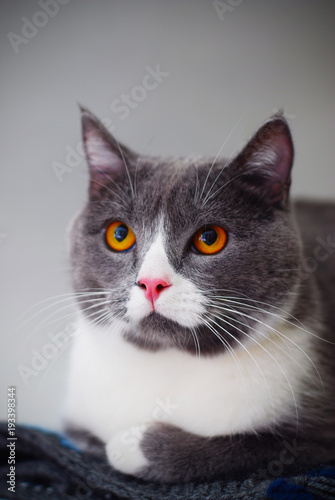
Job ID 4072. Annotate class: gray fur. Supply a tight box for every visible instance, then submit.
[67,109,335,482]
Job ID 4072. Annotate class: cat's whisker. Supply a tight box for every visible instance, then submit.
[199,112,246,203]
[25,297,109,328]
[114,137,135,200]
[201,170,245,207]
[39,307,125,390]
[32,298,114,335]
[190,325,201,358]
[134,139,153,198]
[211,303,323,390]
[212,296,332,384]
[203,316,276,417]
[87,177,128,205]
[83,308,113,329]
[202,316,246,382]
[9,291,110,338]
[201,143,240,207]
[211,295,333,344]
[10,291,117,344]
[213,301,293,353]
[211,312,298,429]
[86,305,125,330]
[193,166,201,205]
[208,290,303,327]
[72,171,128,206]
[91,165,130,203]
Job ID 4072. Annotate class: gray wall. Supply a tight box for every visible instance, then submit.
[1,0,334,430]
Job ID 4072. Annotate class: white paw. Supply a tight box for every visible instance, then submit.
[106,424,149,475]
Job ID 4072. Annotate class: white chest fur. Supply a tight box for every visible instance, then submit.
[64,316,315,444]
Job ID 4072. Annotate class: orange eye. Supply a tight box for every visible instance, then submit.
[105,222,136,252]
[193,225,227,255]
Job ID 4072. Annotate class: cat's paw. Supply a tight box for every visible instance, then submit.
[106,425,149,476]
[107,423,203,482]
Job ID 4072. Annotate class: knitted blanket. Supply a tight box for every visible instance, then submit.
[0,424,334,500]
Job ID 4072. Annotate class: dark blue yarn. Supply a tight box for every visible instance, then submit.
[267,478,318,500]
[309,467,335,479]
[25,424,81,451]
[59,436,81,451]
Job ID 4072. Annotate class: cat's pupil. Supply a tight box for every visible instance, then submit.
[201,228,217,246]
[115,224,128,242]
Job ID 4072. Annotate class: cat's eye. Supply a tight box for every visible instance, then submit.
[192,225,227,255]
[105,222,136,252]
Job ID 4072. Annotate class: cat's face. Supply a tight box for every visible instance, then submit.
[70,110,302,354]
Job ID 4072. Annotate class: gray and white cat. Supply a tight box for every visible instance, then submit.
[64,108,335,483]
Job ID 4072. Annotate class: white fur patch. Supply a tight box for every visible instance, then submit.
[106,425,149,475]
[64,316,316,447]
[126,232,206,327]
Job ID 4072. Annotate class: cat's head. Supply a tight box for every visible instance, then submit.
[70,108,302,354]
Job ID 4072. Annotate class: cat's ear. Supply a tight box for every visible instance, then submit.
[235,115,294,207]
[80,107,134,198]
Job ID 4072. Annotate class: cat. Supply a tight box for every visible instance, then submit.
[63,107,335,483]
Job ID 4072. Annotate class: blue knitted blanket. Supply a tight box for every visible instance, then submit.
[0,424,334,499]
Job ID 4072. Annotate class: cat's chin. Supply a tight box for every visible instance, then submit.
[123,311,188,351]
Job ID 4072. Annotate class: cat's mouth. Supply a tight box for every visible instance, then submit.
[122,311,190,351]
[140,311,179,332]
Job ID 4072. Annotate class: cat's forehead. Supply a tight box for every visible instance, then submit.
[85,155,243,233]
[133,156,229,202]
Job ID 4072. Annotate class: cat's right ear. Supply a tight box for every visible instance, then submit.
[233,115,294,208]
[81,107,134,199]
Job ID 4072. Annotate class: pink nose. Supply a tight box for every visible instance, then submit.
[137,278,171,305]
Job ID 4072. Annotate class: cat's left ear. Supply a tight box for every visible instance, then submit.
[80,107,135,199]
[235,115,294,207]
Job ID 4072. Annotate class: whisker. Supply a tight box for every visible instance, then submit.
[37,309,125,392]
[86,177,127,205]
[92,164,130,202]
[193,166,201,205]
[204,315,277,421]
[189,325,201,358]
[9,291,107,335]
[208,290,304,327]
[199,112,246,202]
[202,316,245,383]
[212,312,298,429]
[30,298,113,335]
[201,170,245,207]
[201,143,240,206]
[211,303,323,390]
[134,138,153,198]
[114,137,135,199]
[211,294,332,344]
